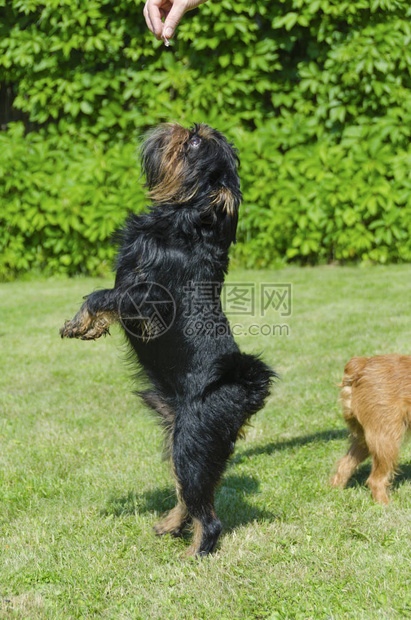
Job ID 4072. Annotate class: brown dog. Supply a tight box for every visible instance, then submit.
[330,355,411,504]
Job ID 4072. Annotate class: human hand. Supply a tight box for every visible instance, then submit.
[143,0,208,44]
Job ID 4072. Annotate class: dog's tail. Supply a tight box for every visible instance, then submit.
[204,351,276,418]
[338,356,368,418]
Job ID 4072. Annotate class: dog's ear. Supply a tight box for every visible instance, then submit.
[211,186,242,244]
[140,123,193,204]
[214,187,240,216]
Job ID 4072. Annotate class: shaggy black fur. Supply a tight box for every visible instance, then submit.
[60,123,274,556]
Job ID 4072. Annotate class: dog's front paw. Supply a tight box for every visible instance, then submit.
[60,306,112,341]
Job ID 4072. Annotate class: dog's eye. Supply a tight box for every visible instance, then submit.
[189,136,201,148]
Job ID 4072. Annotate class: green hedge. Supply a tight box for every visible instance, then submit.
[0,0,410,278]
[237,122,411,266]
[0,124,144,277]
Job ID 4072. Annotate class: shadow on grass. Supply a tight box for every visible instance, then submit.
[347,460,411,490]
[232,428,348,464]
[103,429,350,532]
[102,474,275,532]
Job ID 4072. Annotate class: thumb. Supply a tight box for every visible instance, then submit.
[162,2,187,39]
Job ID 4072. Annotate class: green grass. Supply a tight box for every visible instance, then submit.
[0,265,410,619]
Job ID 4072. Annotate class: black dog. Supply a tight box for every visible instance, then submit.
[60,123,274,556]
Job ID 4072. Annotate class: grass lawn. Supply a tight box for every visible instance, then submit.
[0,265,410,619]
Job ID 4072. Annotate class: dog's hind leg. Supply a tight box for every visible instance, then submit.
[60,289,118,340]
[187,512,222,558]
[154,466,192,537]
[170,355,273,557]
[153,500,190,538]
[365,416,403,504]
[366,454,393,505]
[171,411,229,557]
[331,388,369,489]
[139,390,191,537]
[330,435,369,489]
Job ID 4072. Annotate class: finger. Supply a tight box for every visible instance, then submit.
[143,3,155,35]
[145,0,165,37]
[162,1,188,40]
[186,0,207,10]
[143,3,160,37]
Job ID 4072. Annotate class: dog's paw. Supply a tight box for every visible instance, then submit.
[60,307,111,341]
[367,480,390,505]
[153,521,184,538]
[330,473,346,488]
[59,318,110,340]
[153,505,189,538]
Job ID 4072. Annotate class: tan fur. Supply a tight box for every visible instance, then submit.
[210,186,237,216]
[153,502,188,537]
[147,124,195,204]
[196,124,215,141]
[147,123,233,208]
[153,460,190,539]
[183,519,204,558]
[60,305,116,340]
[331,354,411,503]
